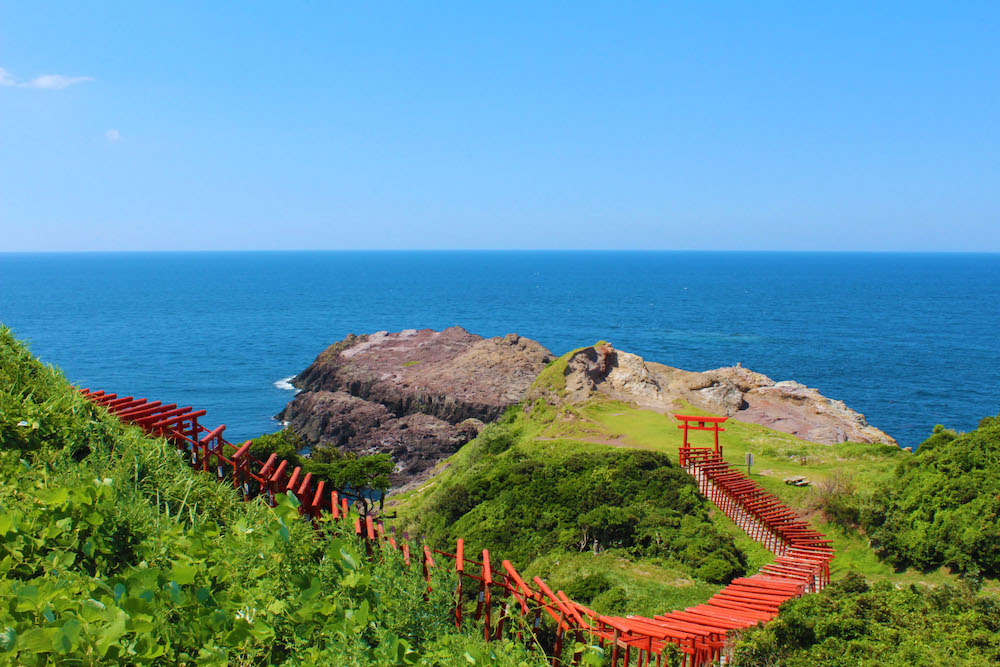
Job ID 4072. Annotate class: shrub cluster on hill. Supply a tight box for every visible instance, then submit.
[0,328,546,666]
[400,409,748,586]
[732,572,1000,666]
[863,416,1000,578]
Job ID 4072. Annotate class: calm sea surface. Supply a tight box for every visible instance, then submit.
[1,251,997,448]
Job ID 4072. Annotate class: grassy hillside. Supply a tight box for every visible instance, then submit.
[391,407,756,616]
[0,328,545,666]
[392,347,1000,621]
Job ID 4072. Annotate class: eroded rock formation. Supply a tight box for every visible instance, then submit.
[543,343,896,446]
[278,327,554,484]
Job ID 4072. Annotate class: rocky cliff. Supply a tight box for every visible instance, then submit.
[278,327,554,484]
[547,343,896,446]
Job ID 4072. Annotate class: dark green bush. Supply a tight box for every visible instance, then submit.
[863,414,1000,577]
[733,572,1000,666]
[415,431,747,584]
[562,573,612,605]
[248,427,305,466]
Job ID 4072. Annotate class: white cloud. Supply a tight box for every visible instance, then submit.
[24,74,94,90]
[105,129,120,142]
[0,67,93,90]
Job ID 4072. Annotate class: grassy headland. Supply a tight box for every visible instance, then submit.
[392,346,998,618]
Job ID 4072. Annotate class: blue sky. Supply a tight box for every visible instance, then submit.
[1,2,998,251]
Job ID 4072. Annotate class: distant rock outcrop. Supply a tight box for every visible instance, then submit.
[278,327,554,484]
[542,344,896,446]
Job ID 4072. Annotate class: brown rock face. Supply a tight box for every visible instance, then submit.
[548,344,897,446]
[279,327,554,485]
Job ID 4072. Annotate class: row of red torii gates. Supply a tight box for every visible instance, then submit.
[78,389,833,667]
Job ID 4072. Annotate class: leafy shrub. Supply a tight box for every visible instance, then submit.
[591,587,630,616]
[863,415,1000,577]
[247,427,305,466]
[732,572,1000,666]
[410,432,747,584]
[562,573,612,605]
[809,470,861,528]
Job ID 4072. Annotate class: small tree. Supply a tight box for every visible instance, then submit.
[248,430,393,517]
[306,446,394,518]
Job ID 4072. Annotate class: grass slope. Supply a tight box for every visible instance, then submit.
[0,328,546,666]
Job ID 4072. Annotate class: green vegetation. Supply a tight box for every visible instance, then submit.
[392,401,752,616]
[732,573,1000,666]
[0,328,551,665]
[524,552,720,617]
[394,345,1000,624]
[863,418,1000,579]
[403,361,422,368]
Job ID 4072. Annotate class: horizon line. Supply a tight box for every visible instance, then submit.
[2,248,1000,255]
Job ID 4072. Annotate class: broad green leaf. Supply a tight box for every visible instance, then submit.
[52,627,72,655]
[463,646,484,664]
[340,545,360,572]
[249,619,274,642]
[61,618,81,645]
[37,487,68,506]
[171,563,198,586]
[13,585,39,611]
[19,628,56,654]
[96,610,128,658]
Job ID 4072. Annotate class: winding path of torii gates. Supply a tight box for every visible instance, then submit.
[78,389,833,667]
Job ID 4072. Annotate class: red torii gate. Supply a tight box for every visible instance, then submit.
[675,414,728,466]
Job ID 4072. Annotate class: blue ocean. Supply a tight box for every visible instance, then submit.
[1,251,997,448]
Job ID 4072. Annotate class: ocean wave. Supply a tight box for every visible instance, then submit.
[274,377,300,393]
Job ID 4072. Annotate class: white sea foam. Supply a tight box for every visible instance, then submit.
[274,377,300,393]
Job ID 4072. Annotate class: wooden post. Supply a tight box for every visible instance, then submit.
[200,424,209,472]
[189,416,200,453]
[482,549,492,642]
[423,546,435,598]
[311,480,325,519]
[455,538,464,628]
[552,610,565,667]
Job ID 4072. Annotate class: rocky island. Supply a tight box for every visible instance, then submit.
[278,327,555,484]
[279,328,896,486]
